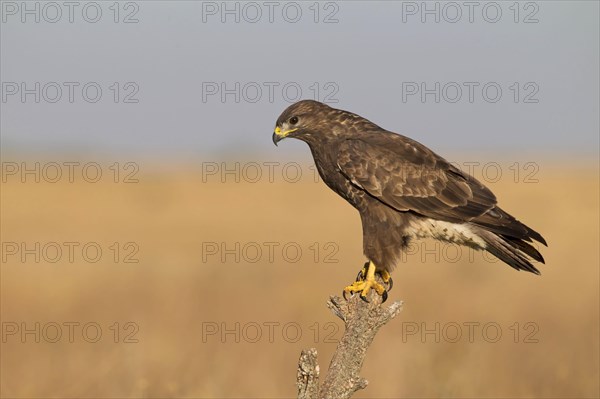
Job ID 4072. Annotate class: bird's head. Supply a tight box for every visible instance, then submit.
[272,100,332,146]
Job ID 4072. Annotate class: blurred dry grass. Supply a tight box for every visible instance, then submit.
[1,162,598,398]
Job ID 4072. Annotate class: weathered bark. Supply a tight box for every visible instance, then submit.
[296,287,403,399]
[296,348,320,399]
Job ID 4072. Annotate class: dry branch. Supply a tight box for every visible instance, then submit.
[296,285,403,399]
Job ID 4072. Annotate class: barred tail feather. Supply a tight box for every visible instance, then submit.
[472,206,548,246]
[479,231,545,275]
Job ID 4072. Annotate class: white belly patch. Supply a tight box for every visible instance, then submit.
[408,218,487,249]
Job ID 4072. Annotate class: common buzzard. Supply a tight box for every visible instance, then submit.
[273,100,547,301]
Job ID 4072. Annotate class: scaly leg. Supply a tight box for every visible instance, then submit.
[379,269,393,292]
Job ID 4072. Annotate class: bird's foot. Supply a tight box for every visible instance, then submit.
[344,278,387,303]
[355,262,393,291]
[344,261,392,303]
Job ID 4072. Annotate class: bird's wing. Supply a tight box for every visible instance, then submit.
[336,135,497,223]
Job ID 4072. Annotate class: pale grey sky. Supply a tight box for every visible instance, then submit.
[1,1,598,160]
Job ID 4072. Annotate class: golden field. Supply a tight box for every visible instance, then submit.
[1,161,598,398]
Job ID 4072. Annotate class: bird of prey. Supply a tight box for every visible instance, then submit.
[272,100,547,302]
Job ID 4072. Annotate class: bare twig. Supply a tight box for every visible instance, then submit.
[296,285,403,399]
[296,348,320,399]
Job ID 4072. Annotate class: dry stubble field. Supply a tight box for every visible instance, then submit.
[1,161,598,398]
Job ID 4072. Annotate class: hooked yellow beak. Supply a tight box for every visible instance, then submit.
[272,126,298,146]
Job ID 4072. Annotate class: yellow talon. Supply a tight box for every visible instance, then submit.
[344,261,388,301]
[380,269,393,289]
[381,270,391,282]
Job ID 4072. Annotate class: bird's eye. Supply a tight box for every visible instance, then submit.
[289,116,299,125]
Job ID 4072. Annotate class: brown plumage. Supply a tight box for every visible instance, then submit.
[273,100,547,275]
